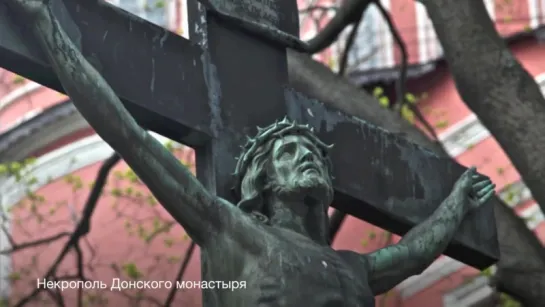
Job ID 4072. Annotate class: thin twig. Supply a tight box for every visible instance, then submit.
[305,0,372,53]
[14,153,121,307]
[163,241,197,306]
[0,232,70,254]
[374,0,438,140]
[338,12,364,76]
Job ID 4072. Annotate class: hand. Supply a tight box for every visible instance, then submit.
[451,167,495,213]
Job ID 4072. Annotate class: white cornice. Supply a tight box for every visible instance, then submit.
[0,82,41,112]
[520,203,545,229]
[437,113,491,157]
[499,180,533,208]
[0,110,88,161]
[443,276,493,307]
[0,132,173,211]
[397,256,465,299]
[0,135,114,210]
[2,108,43,133]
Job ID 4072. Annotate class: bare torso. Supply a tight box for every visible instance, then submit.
[203,224,375,307]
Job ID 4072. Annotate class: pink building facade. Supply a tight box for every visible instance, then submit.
[0,0,543,306]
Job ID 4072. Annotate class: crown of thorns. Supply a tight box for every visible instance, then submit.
[232,117,334,197]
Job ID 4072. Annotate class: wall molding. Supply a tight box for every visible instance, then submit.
[443,276,494,307]
[397,256,466,299]
[437,113,491,157]
[499,180,533,208]
[0,102,84,161]
[0,132,173,210]
[0,82,41,112]
[520,203,545,229]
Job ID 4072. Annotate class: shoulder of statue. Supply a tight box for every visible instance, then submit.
[337,250,372,272]
[216,196,270,225]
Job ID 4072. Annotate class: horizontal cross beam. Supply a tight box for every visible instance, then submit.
[0,0,499,269]
[0,0,211,146]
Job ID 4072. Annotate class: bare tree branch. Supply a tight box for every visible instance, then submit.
[374,0,407,108]
[0,232,70,254]
[338,12,363,76]
[163,241,196,306]
[305,0,372,54]
[14,153,121,307]
[373,0,438,140]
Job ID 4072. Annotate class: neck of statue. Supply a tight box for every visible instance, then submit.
[266,193,329,245]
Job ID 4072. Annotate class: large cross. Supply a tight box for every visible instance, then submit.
[0,0,498,275]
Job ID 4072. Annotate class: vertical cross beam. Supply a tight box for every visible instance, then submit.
[186,1,299,306]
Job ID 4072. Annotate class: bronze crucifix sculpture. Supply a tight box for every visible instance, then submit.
[5,0,496,306]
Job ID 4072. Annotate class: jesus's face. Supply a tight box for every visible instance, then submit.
[267,135,333,203]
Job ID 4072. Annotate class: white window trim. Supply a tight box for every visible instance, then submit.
[437,113,491,157]
[1,108,43,133]
[528,0,540,29]
[443,276,494,307]
[0,82,41,112]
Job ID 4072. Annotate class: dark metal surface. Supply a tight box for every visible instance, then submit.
[186,1,301,305]
[197,0,309,51]
[0,0,498,269]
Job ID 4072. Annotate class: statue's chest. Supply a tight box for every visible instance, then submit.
[245,233,374,306]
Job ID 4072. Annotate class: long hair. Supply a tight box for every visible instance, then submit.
[236,138,277,221]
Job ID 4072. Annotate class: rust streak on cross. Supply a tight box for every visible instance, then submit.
[0,0,498,271]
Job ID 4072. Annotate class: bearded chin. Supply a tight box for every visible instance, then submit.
[271,174,332,203]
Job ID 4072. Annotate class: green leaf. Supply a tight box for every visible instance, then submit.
[12,75,25,84]
[122,262,142,279]
[378,97,390,108]
[163,238,174,247]
[125,187,133,196]
[480,266,494,277]
[372,87,384,97]
[435,120,449,129]
[401,104,415,123]
[167,256,181,264]
[155,0,166,9]
[9,162,22,172]
[405,93,417,104]
[111,188,122,197]
[146,195,157,206]
[8,271,21,281]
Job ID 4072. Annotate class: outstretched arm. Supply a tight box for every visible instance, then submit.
[364,168,495,295]
[8,0,245,246]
